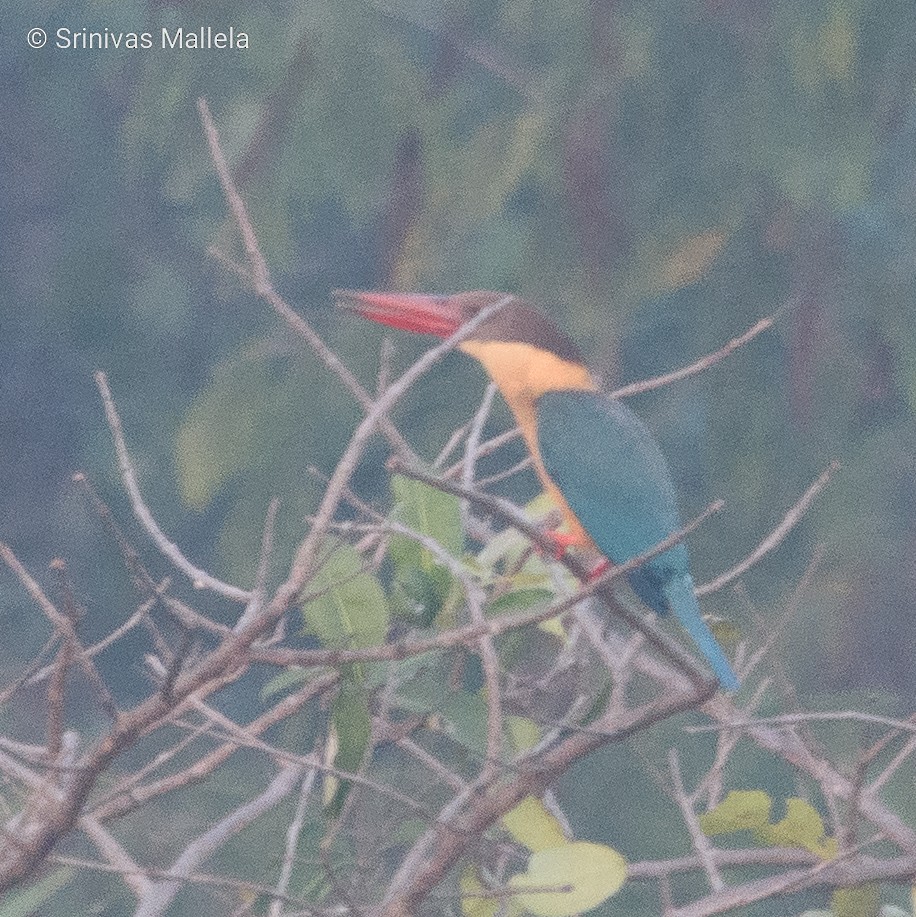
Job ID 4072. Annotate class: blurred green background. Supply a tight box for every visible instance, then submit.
[3,0,916,913]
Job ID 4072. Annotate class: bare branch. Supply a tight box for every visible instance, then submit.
[443,428,522,479]
[51,853,317,912]
[92,674,338,822]
[667,749,724,892]
[376,684,710,916]
[72,473,232,638]
[134,762,310,917]
[611,309,785,399]
[234,497,280,632]
[94,371,252,603]
[697,462,839,596]
[197,97,419,464]
[79,815,153,900]
[268,768,318,917]
[0,544,118,718]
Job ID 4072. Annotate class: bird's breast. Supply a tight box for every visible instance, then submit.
[458,342,597,549]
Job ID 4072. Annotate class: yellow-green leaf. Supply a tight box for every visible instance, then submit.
[701,792,840,861]
[461,868,497,917]
[488,589,555,617]
[260,666,310,701]
[830,883,880,917]
[819,6,856,82]
[509,842,627,916]
[699,790,772,836]
[503,797,567,853]
[175,362,262,509]
[760,798,838,860]
[656,230,726,293]
[506,716,542,754]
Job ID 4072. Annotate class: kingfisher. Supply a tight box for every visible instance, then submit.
[335,290,740,691]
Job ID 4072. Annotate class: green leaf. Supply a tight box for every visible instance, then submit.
[699,790,772,836]
[390,566,454,627]
[439,690,492,756]
[303,543,388,649]
[325,681,371,814]
[509,842,627,916]
[389,474,464,622]
[760,798,838,859]
[503,797,567,853]
[578,677,614,729]
[260,666,311,701]
[390,474,463,561]
[0,868,73,917]
[392,662,491,755]
[488,589,555,617]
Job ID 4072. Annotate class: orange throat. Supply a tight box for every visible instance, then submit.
[459,340,598,549]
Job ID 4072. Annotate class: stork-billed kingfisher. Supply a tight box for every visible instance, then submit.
[336,290,740,692]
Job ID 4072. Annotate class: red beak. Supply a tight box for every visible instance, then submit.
[334,290,464,338]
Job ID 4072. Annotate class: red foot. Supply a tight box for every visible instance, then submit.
[586,558,610,582]
[539,529,580,561]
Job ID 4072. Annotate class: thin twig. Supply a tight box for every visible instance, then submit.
[697,462,839,596]
[611,310,784,399]
[134,762,309,917]
[434,423,471,469]
[268,767,318,917]
[0,544,117,718]
[50,853,315,912]
[443,428,522,479]
[197,97,418,464]
[234,498,280,632]
[72,473,231,638]
[476,455,533,489]
[461,383,498,542]
[668,750,724,892]
[686,710,916,735]
[80,815,153,900]
[92,674,338,822]
[870,733,916,795]
[94,372,251,602]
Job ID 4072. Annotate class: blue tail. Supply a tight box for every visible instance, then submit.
[664,575,740,692]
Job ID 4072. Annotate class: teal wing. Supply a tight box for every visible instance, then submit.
[536,390,739,691]
[536,391,688,595]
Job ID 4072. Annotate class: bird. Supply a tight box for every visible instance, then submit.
[335,290,740,691]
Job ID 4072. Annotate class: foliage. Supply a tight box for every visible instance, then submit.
[700,790,838,859]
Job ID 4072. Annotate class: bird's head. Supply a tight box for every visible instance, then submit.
[334,290,584,366]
